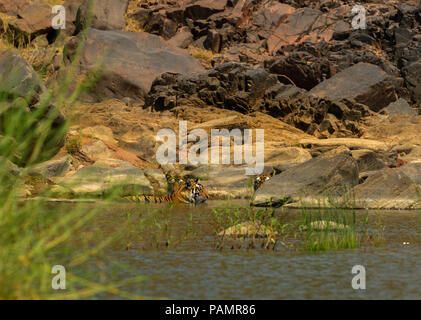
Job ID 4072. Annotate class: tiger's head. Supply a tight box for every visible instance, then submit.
[253,171,275,191]
[184,178,208,204]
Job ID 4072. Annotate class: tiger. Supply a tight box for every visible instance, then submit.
[125,178,208,205]
[253,170,275,191]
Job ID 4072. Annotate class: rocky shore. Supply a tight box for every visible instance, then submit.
[1,0,421,209]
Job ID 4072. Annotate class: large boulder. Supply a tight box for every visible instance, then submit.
[28,155,74,178]
[264,147,312,172]
[76,0,129,31]
[254,151,358,206]
[379,98,417,116]
[266,8,334,54]
[8,3,55,39]
[403,60,421,104]
[348,168,421,209]
[253,151,359,206]
[73,28,205,100]
[52,158,153,197]
[0,50,65,165]
[398,161,421,186]
[187,165,252,199]
[310,63,398,112]
[0,49,45,104]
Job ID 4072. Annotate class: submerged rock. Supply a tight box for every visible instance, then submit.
[219,221,277,238]
[301,221,347,231]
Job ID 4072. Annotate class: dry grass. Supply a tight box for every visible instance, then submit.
[124,0,147,32]
[187,46,219,68]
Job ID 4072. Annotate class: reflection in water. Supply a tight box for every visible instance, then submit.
[51,200,421,299]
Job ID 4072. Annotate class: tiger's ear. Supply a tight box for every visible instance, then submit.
[194,178,199,183]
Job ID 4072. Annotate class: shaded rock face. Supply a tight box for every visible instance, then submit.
[380,98,418,116]
[398,161,421,186]
[76,0,129,31]
[253,151,359,206]
[0,50,65,165]
[349,168,420,209]
[0,49,45,104]
[185,0,228,21]
[71,28,205,100]
[310,63,399,112]
[28,155,73,178]
[145,62,370,137]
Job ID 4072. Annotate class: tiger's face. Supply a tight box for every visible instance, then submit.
[253,172,274,191]
[185,178,208,204]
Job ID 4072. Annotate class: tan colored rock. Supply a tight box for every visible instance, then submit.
[219,222,277,238]
[81,125,117,144]
[299,138,389,152]
[348,168,421,209]
[265,147,312,171]
[52,158,153,197]
[81,140,113,161]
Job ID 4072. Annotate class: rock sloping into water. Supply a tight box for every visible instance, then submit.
[253,151,359,207]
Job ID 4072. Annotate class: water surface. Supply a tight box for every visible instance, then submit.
[52,200,421,299]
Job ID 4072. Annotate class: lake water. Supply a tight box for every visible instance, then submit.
[53,200,421,299]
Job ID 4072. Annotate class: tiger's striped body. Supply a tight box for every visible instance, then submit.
[125,178,208,205]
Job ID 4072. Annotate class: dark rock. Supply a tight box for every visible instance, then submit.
[0,49,45,105]
[380,98,417,116]
[73,28,204,101]
[8,3,55,39]
[310,63,398,112]
[185,0,228,21]
[265,52,332,90]
[351,149,388,173]
[0,50,65,165]
[168,26,194,49]
[76,0,129,31]
[128,8,151,29]
[403,60,421,104]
